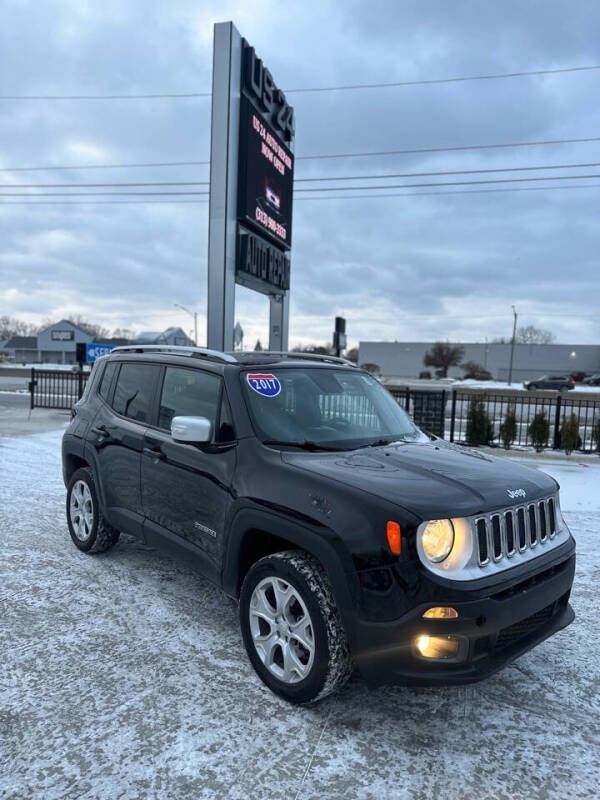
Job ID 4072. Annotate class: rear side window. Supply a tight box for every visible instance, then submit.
[98,362,118,402]
[111,363,159,423]
[158,367,221,432]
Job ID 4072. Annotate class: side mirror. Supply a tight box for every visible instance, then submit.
[171,415,212,444]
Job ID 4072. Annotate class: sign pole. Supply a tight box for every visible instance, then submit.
[207,21,294,353]
[207,22,242,351]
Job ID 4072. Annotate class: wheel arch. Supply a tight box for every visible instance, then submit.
[222,508,359,639]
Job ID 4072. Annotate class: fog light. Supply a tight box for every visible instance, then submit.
[415,634,460,659]
[423,606,458,619]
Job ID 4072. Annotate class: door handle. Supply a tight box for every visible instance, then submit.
[143,446,165,461]
[91,425,109,440]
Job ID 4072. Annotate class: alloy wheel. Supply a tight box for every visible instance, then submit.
[69,480,94,542]
[249,576,315,684]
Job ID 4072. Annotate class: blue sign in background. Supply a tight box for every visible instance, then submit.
[86,343,115,363]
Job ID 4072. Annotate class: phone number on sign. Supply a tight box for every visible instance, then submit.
[255,206,287,241]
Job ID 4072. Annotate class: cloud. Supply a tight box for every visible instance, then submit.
[0,0,599,347]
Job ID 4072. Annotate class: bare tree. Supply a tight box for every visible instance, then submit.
[68,315,110,340]
[516,325,555,344]
[0,316,39,340]
[345,347,358,363]
[111,327,134,341]
[424,342,465,378]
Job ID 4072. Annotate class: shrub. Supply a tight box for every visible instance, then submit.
[499,405,518,449]
[528,411,550,452]
[560,413,580,455]
[461,361,492,381]
[593,420,600,453]
[466,396,494,446]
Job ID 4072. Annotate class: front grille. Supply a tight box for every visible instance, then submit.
[496,603,554,650]
[475,495,558,568]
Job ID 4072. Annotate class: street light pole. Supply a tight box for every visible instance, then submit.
[508,305,517,386]
[174,304,198,346]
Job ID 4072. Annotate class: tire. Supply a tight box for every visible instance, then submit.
[66,467,120,554]
[240,550,352,704]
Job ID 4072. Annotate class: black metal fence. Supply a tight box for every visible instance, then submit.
[389,386,600,453]
[29,368,90,411]
[27,367,600,453]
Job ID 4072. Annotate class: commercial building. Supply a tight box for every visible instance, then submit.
[132,327,194,347]
[358,341,600,382]
[1,322,194,364]
[3,321,92,364]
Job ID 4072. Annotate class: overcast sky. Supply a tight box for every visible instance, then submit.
[1,0,599,348]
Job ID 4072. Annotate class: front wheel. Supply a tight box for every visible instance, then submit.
[240,551,352,704]
[66,467,120,553]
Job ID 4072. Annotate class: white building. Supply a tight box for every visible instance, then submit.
[358,341,600,382]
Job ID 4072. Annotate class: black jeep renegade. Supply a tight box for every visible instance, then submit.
[62,346,575,703]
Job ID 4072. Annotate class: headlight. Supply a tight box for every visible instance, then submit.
[420,519,455,563]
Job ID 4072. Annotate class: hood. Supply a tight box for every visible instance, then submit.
[282,440,557,520]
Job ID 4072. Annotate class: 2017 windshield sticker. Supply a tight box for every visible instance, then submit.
[247,373,281,397]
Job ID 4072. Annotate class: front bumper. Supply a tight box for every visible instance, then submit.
[353,543,575,687]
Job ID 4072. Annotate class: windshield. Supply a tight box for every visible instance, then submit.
[241,367,426,450]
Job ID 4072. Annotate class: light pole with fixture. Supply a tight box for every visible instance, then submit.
[174,304,199,346]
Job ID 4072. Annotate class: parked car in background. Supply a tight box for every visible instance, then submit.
[583,374,600,386]
[524,375,575,392]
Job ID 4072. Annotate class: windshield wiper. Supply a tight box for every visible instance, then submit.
[262,439,346,452]
[355,437,403,449]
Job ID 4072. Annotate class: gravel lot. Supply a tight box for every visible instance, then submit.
[1,426,599,800]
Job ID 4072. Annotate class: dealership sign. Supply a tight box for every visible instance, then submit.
[51,329,74,341]
[237,40,295,287]
[85,343,115,363]
[207,23,294,351]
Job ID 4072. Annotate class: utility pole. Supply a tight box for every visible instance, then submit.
[174,304,198,346]
[508,305,517,385]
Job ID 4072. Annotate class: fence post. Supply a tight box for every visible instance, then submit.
[553,395,562,450]
[77,368,84,400]
[449,389,457,442]
[440,390,447,439]
[29,367,35,411]
[404,386,410,413]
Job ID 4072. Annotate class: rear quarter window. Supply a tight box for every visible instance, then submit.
[111,363,160,423]
[98,361,118,402]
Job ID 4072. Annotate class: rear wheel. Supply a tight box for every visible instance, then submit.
[240,550,352,704]
[66,467,120,553]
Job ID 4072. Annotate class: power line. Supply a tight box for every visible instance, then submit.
[2,183,600,205]
[0,160,210,172]
[295,161,600,183]
[0,92,211,100]
[0,191,209,196]
[296,136,600,161]
[294,183,600,200]
[293,173,600,193]
[285,64,600,93]
[0,181,208,188]
[2,161,599,189]
[1,136,599,174]
[2,64,599,100]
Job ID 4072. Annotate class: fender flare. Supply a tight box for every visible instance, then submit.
[222,507,360,643]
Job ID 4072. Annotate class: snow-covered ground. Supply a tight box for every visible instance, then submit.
[1,429,599,800]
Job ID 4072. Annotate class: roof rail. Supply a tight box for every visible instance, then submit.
[109,345,237,363]
[233,350,357,367]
